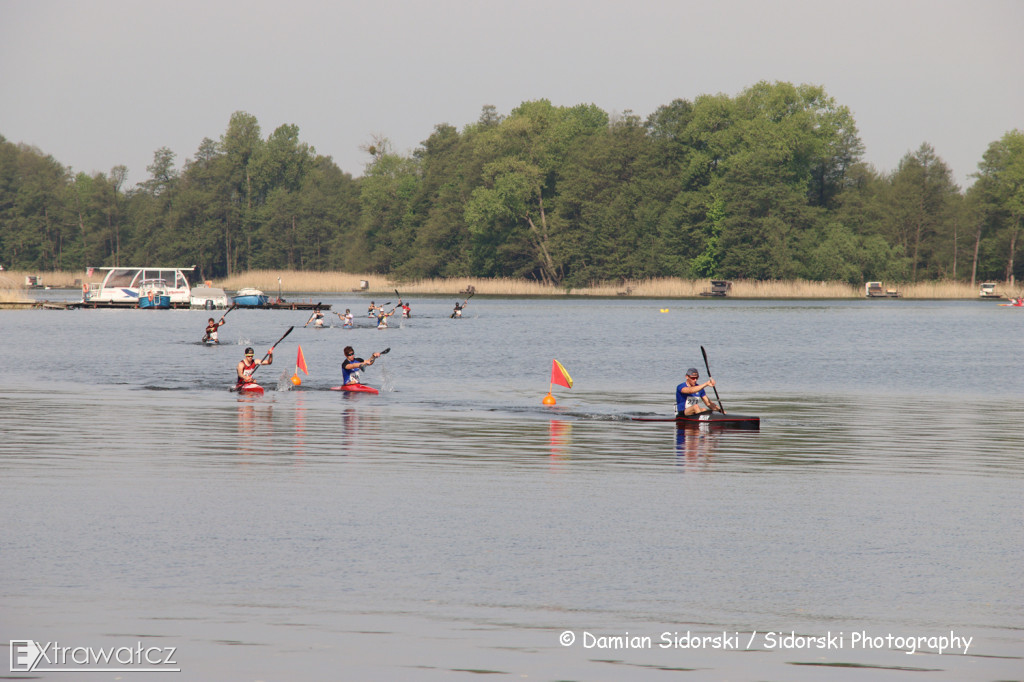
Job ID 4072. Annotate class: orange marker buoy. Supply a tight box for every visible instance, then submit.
[542,392,556,405]
[290,374,301,386]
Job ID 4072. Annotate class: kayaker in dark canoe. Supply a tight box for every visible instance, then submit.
[676,367,722,416]
[342,345,381,385]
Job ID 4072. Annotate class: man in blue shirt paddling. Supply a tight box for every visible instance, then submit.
[342,345,381,385]
[676,367,720,416]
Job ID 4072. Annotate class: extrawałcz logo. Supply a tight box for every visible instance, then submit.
[10,640,180,672]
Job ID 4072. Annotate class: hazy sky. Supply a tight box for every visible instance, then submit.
[1,0,1021,189]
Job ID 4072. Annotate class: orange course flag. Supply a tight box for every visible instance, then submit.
[296,345,309,375]
[551,359,573,389]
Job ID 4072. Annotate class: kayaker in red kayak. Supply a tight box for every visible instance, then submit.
[342,345,381,385]
[236,346,273,389]
[676,367,721,416]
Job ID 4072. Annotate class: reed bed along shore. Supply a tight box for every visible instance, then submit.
[0,289,34,303]
[4,269,1022,300]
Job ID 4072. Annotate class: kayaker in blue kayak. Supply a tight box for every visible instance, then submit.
[236,346,273,389]
[676,367,721,416]
[342,345,381,385]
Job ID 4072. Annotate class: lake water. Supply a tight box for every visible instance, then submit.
[1,295,1022,680]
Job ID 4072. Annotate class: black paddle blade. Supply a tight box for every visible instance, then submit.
[272,326,295,350]
[380,347,391,355]
[699,345,725,413]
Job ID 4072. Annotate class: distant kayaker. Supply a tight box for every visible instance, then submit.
[676,367,721,416]
[203,315,226,344]
[342,345,380,385]
[376,307,395,329]
[401,300,411,318]
[452,299,467,318]
[367,301,377,317]
[307,307,325,328]
[342,308,354,328]
[236,346,273,389]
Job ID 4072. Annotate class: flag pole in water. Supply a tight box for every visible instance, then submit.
[291,344,309,386]
[543,359,573,405]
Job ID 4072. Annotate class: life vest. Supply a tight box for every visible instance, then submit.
[237,358,258,386]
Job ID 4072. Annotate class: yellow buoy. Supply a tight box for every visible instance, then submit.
[542,392,556,405]
[290,374,301,386]
[660,308,669,313]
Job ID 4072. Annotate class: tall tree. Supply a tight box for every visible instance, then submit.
[972,130,1024,284]
[219,112,263,272]
[355,138,422,273]
[465,100,608,284]
[884,143,960,280]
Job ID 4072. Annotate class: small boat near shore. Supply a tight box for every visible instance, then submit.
[233,288,270,307]
[632,412,760,429]
[190,286,230,310]
[137,279,171,309]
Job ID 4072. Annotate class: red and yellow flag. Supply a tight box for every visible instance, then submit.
[296,345,309,375]
[550,359,573,389]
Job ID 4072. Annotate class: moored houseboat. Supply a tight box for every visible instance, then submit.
[83,267,195,307]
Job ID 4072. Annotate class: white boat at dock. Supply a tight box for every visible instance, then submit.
[190,286,231,310]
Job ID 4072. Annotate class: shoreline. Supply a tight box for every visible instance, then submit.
[2,269,1021,301]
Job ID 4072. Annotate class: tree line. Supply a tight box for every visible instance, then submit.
[2,81,1022,286]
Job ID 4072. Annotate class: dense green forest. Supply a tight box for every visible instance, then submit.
[1,81,1022,285]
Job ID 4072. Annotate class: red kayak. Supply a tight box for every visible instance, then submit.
[330,383,379,394]
[235,383,264,395]
[632,412,760,429]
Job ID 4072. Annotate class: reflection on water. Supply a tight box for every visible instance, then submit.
[548,418,572,460]
[674,427,715,471]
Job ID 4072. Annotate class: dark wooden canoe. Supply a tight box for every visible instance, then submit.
[631,412,760,429]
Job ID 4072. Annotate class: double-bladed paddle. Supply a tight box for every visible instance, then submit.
[700,345,725,414]
[303,302,323,327]
[351,347,390,372]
